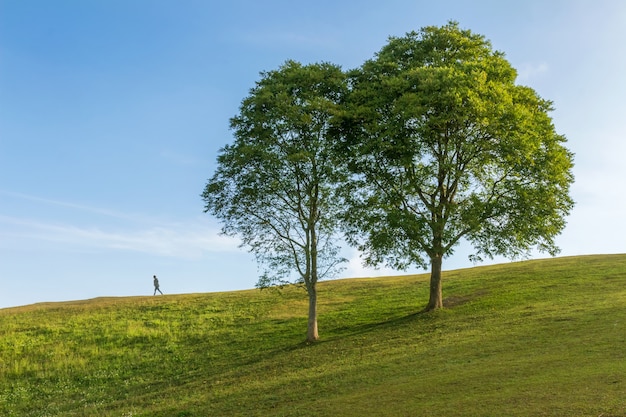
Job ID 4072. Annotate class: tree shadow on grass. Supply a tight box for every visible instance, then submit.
[212,289,491,372]
[309,289,490,346]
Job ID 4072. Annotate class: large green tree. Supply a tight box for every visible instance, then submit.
[334,22,574,311]
[202,61,347,342]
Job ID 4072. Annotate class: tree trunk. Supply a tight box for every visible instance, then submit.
[425,254,443,311]
[306,212,319,342]
[307,285,319,342]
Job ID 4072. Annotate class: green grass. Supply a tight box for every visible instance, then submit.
[1,254,625,416]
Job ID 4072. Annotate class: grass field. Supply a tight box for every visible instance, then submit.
[1,254,625,416]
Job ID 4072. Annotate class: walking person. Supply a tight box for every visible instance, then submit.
[153,275,163,295]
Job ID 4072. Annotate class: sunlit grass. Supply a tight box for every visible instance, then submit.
[1,254,625,416]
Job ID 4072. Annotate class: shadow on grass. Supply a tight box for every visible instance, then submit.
[309,289,490,346]
[207,288,490,374]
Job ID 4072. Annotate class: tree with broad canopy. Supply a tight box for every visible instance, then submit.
[332,22,574,311]
[202,61,347,342]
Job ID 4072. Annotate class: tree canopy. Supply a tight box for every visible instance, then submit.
[333,22,574,310]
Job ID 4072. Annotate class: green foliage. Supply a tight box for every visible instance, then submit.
[202,61,348,289]
[334,21,574,271]
[1,255,625,416]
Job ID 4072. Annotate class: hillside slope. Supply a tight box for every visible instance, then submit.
[1,254,625,416]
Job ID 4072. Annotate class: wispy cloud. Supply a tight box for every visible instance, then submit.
[0,191,240,259]
[0,214,239,259]
[0,190,147,222]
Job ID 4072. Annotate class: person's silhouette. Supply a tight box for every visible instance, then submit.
[153,275,163,295]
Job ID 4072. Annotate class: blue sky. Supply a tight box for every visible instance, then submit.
[1,0,625,309]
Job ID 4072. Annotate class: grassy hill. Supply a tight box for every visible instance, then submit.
[1,254,625,416]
